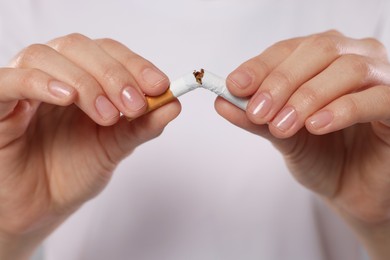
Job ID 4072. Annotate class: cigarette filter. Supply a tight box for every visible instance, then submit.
[126,73,198,121]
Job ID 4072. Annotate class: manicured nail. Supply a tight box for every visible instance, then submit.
[308,110,333,129]
[122,86,146,111]
[48,81,74,98]
[228,70,252,89]
[142,68,167,87]
[248,92,272,118]
[273,106,297,132]
[95,95,118,120]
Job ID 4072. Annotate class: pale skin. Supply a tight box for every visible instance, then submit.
[217,30,390,260]
[1,30,390,259]
[0,34,181,259]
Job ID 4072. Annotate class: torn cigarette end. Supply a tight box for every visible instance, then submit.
[126,89,176,121]
[193,68,204,85]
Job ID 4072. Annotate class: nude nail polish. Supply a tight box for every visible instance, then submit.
[142,68,166,87]
[95,95,119,120]
[48,81,74,98]
[273,107,297,132]
[228,70,252,89]
[122,86,146,112]
[248,92,272,118]
[309,110,333,129]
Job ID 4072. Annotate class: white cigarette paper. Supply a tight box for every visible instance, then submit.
[170,69,249,110]
[200,70,249,110]
[127,69,249,121]
[169,72,199,97]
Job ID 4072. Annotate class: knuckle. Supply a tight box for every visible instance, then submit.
[342,96,359,118]
[293,84,321,108]
[363,37,388,58]
[72,73,99,91]
[272,40,297,56]
[267,70,296,90]
[96,38,119,48]
[19,68,45,88]
[364,37,385,50]
[246,58,271,75]
[323,29,343,36]
[100,65,125,84]
[15,44,50,67]
[339,55,373,82]
[122,53,144,69]
[52,33,90,52]
[65,32,89,42]
[305,34,342,56]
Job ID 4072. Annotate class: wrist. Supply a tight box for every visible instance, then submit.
[349,219,390,260]
[336,208,390,260]
[0,214,68,260]
[0,232,40,260]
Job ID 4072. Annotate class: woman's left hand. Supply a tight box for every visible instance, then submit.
[216,30,390,258]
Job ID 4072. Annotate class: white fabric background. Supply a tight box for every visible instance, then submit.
[0,0,389,259]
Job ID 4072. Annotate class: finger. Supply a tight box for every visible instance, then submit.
[305,85,390,135]
[268,55,390,138]
[0,101,18,121]
[12,43,119,125]
[48,33,147,119]
[214,96,302,158]
[226,37,304,97]
[0,68,76,119]
[95,38,169,96]
[93,98,181,166]
[246,32,386,125]
[0,101,36,148]
[214,96,272,139]
[226,30,343,97]
[108,99,182,159]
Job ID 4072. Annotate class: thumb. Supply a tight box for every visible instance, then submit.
[99,100,181,163]
[214,96,298,153]
[214,97,288,144]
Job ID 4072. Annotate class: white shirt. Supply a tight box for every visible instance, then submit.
[1,1,389,259]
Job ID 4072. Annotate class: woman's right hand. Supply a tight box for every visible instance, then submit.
[0,33,181,260]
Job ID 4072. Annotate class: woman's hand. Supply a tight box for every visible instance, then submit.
[0,33,181,259]
[216,30,390,259]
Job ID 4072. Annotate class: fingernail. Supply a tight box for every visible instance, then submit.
[228,70,252,89]
[309,110,333,129]
[273,106,297,132]
[142,68,167,87]
[122,86,146,111]
[48,81,74,98]
[95,95,119,120]
[248,92,272,118]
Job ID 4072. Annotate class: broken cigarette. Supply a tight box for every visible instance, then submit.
[126,72,199,121]
[126,69,249,120]
[200,70,249,110]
